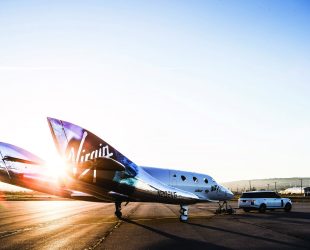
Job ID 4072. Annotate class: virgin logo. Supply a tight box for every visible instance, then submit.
[67,131,113,163]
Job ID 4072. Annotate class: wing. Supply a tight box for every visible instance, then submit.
[0,142,75,198]
[2,155,42,165]
[0,142,126,202]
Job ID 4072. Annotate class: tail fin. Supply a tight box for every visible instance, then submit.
[47,117,138,175]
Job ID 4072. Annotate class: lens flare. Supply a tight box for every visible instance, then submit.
[44,156,68,179]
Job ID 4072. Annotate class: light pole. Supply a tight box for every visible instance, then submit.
[249,180,252,191]
[300,178,303,195]
[274,181,277,192]
[267,184,270,190]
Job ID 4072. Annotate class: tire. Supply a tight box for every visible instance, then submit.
[259,204,266,213]
[215,208,222,214]
[115,211,122,218]
[243,208,250,212]
[227,208,234,214]
[284,203,292,212]
[179,215,188,222]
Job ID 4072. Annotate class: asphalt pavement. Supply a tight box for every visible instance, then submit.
[0,200,309,249]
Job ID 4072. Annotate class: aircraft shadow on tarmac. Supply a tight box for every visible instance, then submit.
[186,221,308,249]
[238,210,310,223]
[235,210,310,243]
[120,218,229,250]
[120,214,309,250]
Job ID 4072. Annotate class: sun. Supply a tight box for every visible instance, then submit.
[44,155,70,179]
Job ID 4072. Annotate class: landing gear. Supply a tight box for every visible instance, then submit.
[115,201,122,218]
[179,204,189,222]
[216,201,235,214]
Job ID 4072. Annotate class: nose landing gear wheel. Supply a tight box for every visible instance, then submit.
[179,205,189,222]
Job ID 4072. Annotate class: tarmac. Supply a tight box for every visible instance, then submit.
[0,200,309,249]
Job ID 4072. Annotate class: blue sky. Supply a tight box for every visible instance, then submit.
[0,0,309,185]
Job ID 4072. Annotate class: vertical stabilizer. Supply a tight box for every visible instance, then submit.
[47,117,138,176]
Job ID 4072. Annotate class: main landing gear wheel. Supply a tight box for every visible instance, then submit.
[179,205,189,222]
[216,201,235,214]
[115,201,122,218]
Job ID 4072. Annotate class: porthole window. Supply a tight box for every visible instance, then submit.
[204,178,208,184]
[181,175,186,181]
[173,174,177,177]
[205,189,209,193]
[193,176,198,183]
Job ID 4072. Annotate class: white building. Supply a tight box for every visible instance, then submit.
[279,187,304,195]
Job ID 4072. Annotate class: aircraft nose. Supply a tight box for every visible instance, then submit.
[227,190,234,200]
[222,186,234,200]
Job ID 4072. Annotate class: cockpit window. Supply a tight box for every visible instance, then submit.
[204,178,208,184]
[181,175,186,181]
[193,176,198,183]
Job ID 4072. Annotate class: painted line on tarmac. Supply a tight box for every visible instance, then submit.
[85,203,140,250]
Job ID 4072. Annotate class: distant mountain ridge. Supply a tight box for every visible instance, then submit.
[222,177,310,193]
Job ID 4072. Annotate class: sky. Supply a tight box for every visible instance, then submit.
[0,0,309,186]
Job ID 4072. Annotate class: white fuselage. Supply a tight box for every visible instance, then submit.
[142,167,233,202]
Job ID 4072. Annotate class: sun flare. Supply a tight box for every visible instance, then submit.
[44,155,70,179]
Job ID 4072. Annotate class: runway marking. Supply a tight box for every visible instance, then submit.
[85,204,140,250]
[0,225,41,239]
[84,205,216,249]
[0,214,215,240]
[0,202,216,241]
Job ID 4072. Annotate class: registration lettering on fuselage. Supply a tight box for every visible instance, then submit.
[157,190,177,199]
